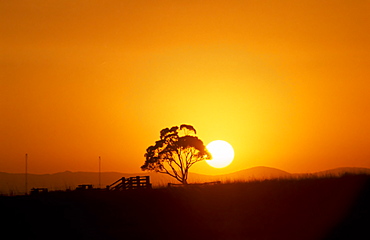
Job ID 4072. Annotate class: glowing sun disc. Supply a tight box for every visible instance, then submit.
[206,140,234,168]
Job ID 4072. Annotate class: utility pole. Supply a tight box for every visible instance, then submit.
[99,156,101,188]
[25,153,28,195]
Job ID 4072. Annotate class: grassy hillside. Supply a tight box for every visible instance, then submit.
[1,174,369,240]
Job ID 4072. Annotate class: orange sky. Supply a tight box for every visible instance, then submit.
[1,0,369,174]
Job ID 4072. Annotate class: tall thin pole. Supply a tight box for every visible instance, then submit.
[25,153,28,195]
[98,156,101,188]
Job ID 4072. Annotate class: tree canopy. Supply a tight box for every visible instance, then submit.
[141,124,211,184]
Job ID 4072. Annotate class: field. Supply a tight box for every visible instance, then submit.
[1,174,369,240]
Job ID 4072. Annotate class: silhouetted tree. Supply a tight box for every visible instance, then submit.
[142,124,211,184]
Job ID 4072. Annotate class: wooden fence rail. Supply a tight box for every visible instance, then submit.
[107,176,152,191]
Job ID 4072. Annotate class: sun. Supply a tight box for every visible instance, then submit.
[206,140,235,168]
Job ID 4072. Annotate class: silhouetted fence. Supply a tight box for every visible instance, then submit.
[167,181,221,187]
[76,184,94,190]
[30,188,48,195]
[107,176,152,190]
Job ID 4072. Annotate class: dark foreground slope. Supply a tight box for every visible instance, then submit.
[1,174,369,240]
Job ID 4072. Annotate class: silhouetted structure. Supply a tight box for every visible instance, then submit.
[30,188,48,195]
[106,176,152,190]
[76,184,94,190]
[167,181,221,187]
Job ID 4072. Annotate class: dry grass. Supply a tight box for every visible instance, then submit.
[1,174,369,240]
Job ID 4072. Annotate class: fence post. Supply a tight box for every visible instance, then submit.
[135,176,140,189]
[145,176,150,189]
[121,177,126,190]
[127,177,131,190]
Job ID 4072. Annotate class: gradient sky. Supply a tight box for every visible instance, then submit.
[1,0,369,174]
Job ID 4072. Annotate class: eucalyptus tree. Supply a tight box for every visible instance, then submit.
[142,124,211,184]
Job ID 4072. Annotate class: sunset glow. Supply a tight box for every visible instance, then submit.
[1,1,369,175]
[206,140,235,168]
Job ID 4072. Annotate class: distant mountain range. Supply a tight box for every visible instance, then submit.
[1,166,370,195]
